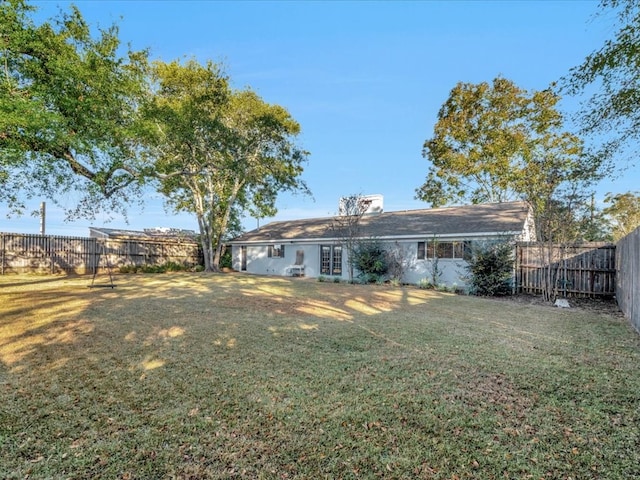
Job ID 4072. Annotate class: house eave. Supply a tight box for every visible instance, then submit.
[228,230,524,245]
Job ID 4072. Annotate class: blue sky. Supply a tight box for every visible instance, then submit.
[1,0,633,236]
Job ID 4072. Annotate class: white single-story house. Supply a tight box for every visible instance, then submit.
[228,200,535,287]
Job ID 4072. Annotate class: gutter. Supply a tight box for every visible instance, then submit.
[227,230,524,245]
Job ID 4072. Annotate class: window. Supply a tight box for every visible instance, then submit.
[321,245,342,275]
[268,244,285,258]
[332,246,342,275]
[436,242,453,259]
[417,240,471,259]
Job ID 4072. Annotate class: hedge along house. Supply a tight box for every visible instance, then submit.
[228,200,535,287]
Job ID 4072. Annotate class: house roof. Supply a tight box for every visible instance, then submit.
[230,201,532,244]
[89,227,198,242]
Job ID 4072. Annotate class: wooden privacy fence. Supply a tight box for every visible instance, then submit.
[616,228,640,332]
[516,242,616,298]
[0,232,202,275]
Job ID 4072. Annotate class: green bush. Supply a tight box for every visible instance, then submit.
[351,240,388,283]
[119,262,192,274]
[139,264,164,273]
[118,265,139,274]
[465,241,513,296]
[219,249,232,269]
[164,261,186,272]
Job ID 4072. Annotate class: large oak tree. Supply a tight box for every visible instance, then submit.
[416,76,601,242]
[0,0,150,218]
[146,60,309,271]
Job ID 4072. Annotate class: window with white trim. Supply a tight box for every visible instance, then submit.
[417,240,471,260]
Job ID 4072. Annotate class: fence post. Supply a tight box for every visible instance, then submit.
[50,235,54,275]
[92,238,97,275]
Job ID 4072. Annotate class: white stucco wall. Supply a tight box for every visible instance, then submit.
[389,241,469,288]
[402,258,469,287]
[232,240,473,287]
[233,244,323,278]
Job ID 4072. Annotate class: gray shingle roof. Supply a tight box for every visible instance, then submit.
[230,201,531,243]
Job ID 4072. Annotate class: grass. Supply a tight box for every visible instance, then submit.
[1,272,639,479]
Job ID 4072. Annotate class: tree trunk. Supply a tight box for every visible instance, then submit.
[195,211,218,272]
[208,183,241,272]
[213,238,224,270]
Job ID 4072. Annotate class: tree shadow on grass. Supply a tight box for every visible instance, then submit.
[0,274,453,375]
[2,274,640,479]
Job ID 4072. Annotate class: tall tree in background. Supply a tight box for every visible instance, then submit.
[603,191,640,240]
[564,0,640,166]
[575,194,613,242]
[416,76,601,241]
[0,0,150,219]
[146,60,309,271]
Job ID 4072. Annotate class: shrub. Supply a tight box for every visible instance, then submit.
[351,240,388,283]
[118,265,138,274]
[119,262,192,274]
[140,264,165,274]
[164,261,187,272]
[219,249,232,269]
[465,241,514,296]
[389,278,401,287]
[357,272,383,284]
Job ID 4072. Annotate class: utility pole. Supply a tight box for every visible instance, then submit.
[39,202,46,235]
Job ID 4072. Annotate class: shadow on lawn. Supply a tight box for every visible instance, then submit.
[3,273,640,480]
[0,287,96,368]
[0,273,453,375]
[0,274,83,290]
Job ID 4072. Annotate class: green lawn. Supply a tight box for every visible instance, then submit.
[1,273,639,479]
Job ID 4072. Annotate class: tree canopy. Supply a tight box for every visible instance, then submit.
[603,191,640,240]
[564,0,640,164]
[416,76,602,241]
[2,1,311,267]
[146,59,309,271]
[0,0,150,218]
